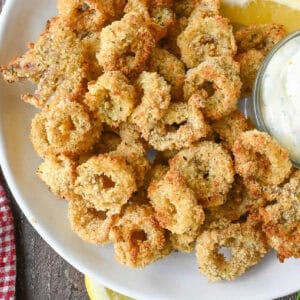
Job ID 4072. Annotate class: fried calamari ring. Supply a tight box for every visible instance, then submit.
[147,96,210,151]
[170,226,200,253]
[1,18,90,108]
[74,154,137,213]
[235,24,286,55]
[131,71,171,134]
[109,123,150,188]
[57,0,126,32]
[177,5,236,68]
[169,141,234,207]
[174,0,220,18]
[97,13,156,77]
[113,140,151,188]
[124,0,175,40]
[233,130,292,186]
[259,171,300,262]
[196,219,269,281]
[30,98,101,157]
[37,155,78,200]
[148,171,204,234]
[147,48,185,100]
[205,176,266,225]
[85,71,136,127]
[236,49,265,97]
[211,111,254,151]
[183,57,241,120]
[110,204,171,267]
[68,196,118,244]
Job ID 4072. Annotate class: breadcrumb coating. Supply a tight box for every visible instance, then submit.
[178,4,236,68]
[85,71,136,127]
[196,219,269,281]
[148,171,204,234]
[184,57,241,120]
[169,141,234,207]
[131,71,171,134]
[37,155,78,200]
[30,98,101,157]
[147,47,185,100]
[147,96,210,151]
[57,0,126,32]
[1,17,91,108]
[75,154,137,213]
[110,204,171,267]
[68,196,118,244]
[233,130,292,187]
[97,13,156,77]
[211,111,254,151]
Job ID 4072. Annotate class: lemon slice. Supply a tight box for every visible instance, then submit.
[221,0,300,32]
[85,275,134,300]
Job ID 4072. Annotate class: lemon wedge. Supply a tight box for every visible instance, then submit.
[85,275,134,300]
[221,0,300,32]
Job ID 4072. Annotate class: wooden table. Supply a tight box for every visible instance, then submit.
[0,1,297,299]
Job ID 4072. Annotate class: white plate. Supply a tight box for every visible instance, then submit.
[0,1,299,299]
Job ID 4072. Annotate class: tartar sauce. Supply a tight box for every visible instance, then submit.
[260,35,300,165]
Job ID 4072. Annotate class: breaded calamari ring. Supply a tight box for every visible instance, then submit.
[37,155,78,200]
[148,171,204,234]
[259,171,300,262]
[205,176,266,225]
[1,18,90,108]
[113,140,151,188]
[233,130,292,186]
[147,48,185,100]
[124,0,175,40]
[177,5,236,68]
[97,13,156,77]
[68,196,118,244]
[131,71,171,134]
[169,141,234,207]
[84,71,136,127]
[147,96,210,151]
[236,49,265,96]
[183,57,241,120]
[109,123,150,188]
[235,24,286,55]
[110,203,171,267]
[30,99,101,157]
[74,154,137,213]
[170,225,200,253]
[211,111,254,151]
[57,0,126,32]
[196,219,269,281]
[174,0,220,18]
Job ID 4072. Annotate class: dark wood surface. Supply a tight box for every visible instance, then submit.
[0,1,298,299]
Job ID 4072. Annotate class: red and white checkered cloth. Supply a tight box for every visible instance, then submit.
[0,184,16,300]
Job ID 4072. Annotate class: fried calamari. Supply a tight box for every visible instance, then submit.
[196,219,269,281]
[184,57,241,120]
[110,203,171,267]
[169,141,234,207]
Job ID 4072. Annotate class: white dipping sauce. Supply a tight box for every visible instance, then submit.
[261,35,300,164]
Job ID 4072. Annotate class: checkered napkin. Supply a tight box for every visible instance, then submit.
[0,184,16,300]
